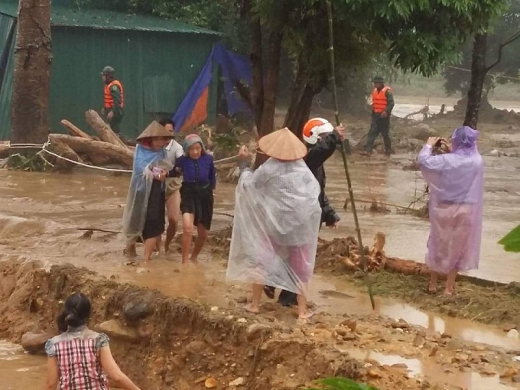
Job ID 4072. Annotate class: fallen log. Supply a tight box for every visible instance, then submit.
[61,119,92,140]
[45,141,83,172]
[49,134,133,168]
[85,109,128,149]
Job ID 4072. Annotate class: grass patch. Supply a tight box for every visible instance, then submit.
[344,269,520,326]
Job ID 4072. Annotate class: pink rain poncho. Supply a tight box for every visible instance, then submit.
[417,126,484,274]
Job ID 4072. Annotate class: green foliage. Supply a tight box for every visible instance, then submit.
[499,224,520,253]
[7,153,51,172]
[444,0,520,96]
[76,0,250,51]
[351,0,509,76]
[213,133,238,152]
[305,377,379,390]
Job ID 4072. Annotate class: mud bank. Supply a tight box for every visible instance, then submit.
[0,260,432,390]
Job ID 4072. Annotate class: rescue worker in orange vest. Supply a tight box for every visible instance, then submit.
[101,66,124,134]
[360,76,394,157]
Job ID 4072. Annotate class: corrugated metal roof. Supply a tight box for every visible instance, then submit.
[0,3,219,35]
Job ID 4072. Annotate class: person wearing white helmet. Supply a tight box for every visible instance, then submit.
[264,117,346,307]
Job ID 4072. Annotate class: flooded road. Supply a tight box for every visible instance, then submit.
[0,141,519,388]
[0,340,46,390]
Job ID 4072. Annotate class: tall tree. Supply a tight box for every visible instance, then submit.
[464,28,520,128]
[10,0,52,146]
[444,0,520,98]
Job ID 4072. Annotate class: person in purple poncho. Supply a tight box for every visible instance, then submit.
[167,134,216,263]
[417,126,484,295]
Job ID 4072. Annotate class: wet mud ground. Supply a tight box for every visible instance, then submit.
[1,115,520,389]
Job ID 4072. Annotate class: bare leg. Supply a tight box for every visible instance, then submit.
[125,243,137,258]
[181,213,194,264]
[165,190,180,253]
[143,237,158,263]
[445,270,458,295]
[155,235,162,253]
[297,293,313,320]
[429,271,438,293]
[190,225,208,262]
[245,283,263,314]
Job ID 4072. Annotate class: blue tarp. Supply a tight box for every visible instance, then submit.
[172,42,252,132]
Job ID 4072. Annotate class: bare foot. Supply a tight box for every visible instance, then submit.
[428,284,437,294]
[443,290,454,296]
[298,311,315,320]
[244,303,259,314]
[124,245,137,258]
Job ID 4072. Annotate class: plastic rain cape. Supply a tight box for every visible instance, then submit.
[122,144,171,244]
[417,126,484,274]
[226,158,322,295]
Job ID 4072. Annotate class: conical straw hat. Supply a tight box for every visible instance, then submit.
[258,127,308,161]
[136,120,173,140]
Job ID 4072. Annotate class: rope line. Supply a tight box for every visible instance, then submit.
[4,137,238,173]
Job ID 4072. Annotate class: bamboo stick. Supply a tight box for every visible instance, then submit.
[325,0,375,309]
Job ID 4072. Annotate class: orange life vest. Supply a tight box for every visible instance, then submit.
[104,80,124,109]
[372,86,391,113]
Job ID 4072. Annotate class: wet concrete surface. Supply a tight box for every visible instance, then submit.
[0,131,519,388]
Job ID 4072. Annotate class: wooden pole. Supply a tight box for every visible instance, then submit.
[325,0,374,309]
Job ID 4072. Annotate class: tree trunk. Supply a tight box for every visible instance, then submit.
[60,120,93,140]
[285,82,322,138]
[10,0,52,146]
[258,26,285,137]
[85,109,128,148]
[249,16,264,133]
[49,134,134,167]
[283,52,308,133]
[464,33,488,129]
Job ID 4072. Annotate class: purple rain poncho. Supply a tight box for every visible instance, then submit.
[417,126,484,274]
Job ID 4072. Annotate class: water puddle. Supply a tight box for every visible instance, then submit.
[0,340,46,390]
[342,347,517,390]
[311,275,520,350]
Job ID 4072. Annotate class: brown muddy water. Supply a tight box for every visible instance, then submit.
[0,146,519,389]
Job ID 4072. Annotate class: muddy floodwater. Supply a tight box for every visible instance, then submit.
[0,129,519,388]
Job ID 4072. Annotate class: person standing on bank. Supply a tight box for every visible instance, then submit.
[101,66,124,135]
[417,126,483,295]
[159,118,184,253]
[360,76,394,157]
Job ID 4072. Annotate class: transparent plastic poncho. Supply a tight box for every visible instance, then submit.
[418,126,484,274]
[122,144,172,244]
[226,158,322,295]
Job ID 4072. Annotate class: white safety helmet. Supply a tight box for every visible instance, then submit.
[302,117,334,145]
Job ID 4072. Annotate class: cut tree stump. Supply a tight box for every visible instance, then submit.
[49,134,133,168]
[60,119,92,140]
[85,109,128,149]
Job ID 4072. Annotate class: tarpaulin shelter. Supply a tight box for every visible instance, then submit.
[173,42,253,133]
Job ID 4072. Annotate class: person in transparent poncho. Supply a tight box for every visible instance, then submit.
[122,121,172,263]
[226,128,322,320]
[417,126,483,295]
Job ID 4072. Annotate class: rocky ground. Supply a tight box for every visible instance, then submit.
[4,259,520,390]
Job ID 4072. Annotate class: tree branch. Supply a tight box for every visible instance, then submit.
[486,29,520,72]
